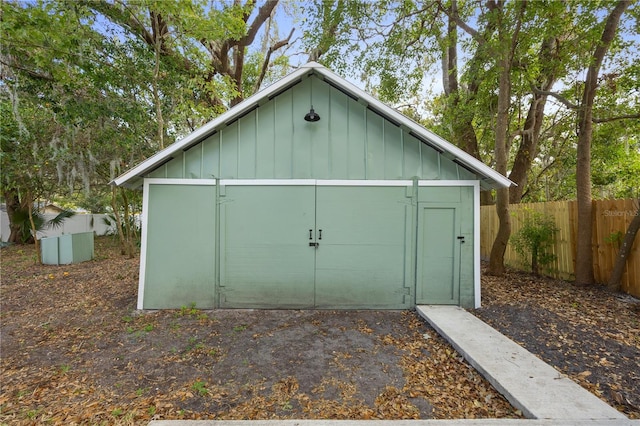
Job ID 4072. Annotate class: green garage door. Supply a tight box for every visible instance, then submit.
[219,185,316,308]
[315,185,412,309]
[219,183,412,309]
[143,183,216,309]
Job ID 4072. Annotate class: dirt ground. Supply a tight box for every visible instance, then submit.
[1,237,638,423]
[474,268,640,419]
[1,238,518,424]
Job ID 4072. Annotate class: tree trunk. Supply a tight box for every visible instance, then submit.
[121,188,135,259]
[488,0,524,275]
[575,130,594,285]
[26,191,41,264]
[608,202,640,291]
[4,189,22,243]
[489,187,511,275]
[443,1,509,213]
[531,245,539,275]
[443,0,482,161]
[152,12,165,150]
[509,37,558,204]
[574,0,629,285]
[111,186,127,256]
[487,63,512,275]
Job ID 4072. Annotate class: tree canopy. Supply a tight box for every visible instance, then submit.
[1,0,638,274]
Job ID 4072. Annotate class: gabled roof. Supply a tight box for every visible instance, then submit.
[112,62,513,190]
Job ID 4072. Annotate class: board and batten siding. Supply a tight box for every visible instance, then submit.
[148,76,475,181]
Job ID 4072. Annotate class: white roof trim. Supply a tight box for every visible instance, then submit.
[112,62,513,189]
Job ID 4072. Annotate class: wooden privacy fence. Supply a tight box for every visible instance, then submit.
[480,199,640,298]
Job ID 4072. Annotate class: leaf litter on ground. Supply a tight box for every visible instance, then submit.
[2,238,636,422]
[475,266,639,418]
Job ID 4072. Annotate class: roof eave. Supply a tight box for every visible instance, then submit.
[313,66,514,190]
[113,62,513,190]
[112,65,317,188]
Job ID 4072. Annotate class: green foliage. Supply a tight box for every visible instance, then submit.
[9,208,44,243]
[191,380,209,396]
[604,231,624,247]
[233,324,248,333]
[2,0,637,223]
[72,190,112,214]
[178,302,199,317]
[47,210,76,230]
[511,210,559,275]
[1,0,291,245]
[8,207,75,243]
[300,1,639,204]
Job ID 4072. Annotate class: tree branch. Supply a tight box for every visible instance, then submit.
[0,58,54,81]
[254,27,295,93]
[437,0,483,44]
[593,113,640,123]
[530,86,579,109]
[88,0,155,46]
[237,0,279,47]
[509,1,527,61]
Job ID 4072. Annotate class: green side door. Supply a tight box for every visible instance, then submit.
[314,185,412,309]
[219,185,316,308]
[416,204,460,305]
[143,183,216,309]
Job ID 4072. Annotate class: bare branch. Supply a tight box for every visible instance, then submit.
[437,0,483,44]
[593,113,640,123]
[237,0,279,47]
[509,1,527,61]
[530,86,579,109]
[106,0,155,47]
[254,27,295,93]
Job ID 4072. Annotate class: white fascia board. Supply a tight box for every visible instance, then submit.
[315,67,514,190]
[219,179,414,187]
[112,66,314,188]
[418,180,478,187]
[473,181,481,308]
[316,179,413,186]
[137,179,152,309]
[219,179,316,186]
[144,178,217,186]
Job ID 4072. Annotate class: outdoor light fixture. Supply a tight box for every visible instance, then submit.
[304,105,321,122]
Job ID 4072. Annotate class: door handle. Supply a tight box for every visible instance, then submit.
[309,229,313,240]
[457,236,465,243]
[318,229,322,240]
[309,242,319,247]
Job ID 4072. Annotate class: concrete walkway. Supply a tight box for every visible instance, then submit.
[416,305,628,421]
[149,306,636,426]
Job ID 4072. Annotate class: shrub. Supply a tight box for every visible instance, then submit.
[511,209,559,275]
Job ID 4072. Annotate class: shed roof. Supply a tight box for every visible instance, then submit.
[112,62,513,190]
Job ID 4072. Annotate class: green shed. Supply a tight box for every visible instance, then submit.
[113,62,512,310]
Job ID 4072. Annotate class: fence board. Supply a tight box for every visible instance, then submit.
[481,199,640,298]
